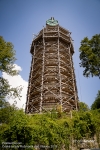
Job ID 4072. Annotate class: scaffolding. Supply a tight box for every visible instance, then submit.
[25,18,79,113]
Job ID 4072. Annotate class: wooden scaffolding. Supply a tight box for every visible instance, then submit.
[25,18,79,113]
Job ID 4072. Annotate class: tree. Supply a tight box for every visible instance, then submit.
[0,36,22,101]
[0,101,17,124]
[91,90,100,110]
[79,34,100,78]
[0,107,100,149]
[79,101,89,112]
[0,109,33,148]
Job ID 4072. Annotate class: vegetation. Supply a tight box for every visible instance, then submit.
[0,36,22,102]
[91,90,100,110]
[79,101,89,112]
[0,100,100,149]
[79,34,100,78]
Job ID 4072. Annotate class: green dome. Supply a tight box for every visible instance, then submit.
[46,17,58,26]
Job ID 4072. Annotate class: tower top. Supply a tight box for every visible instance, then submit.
[46,17,58,26]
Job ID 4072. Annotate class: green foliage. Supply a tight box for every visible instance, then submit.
[0,109,33,149]
[79,101,89,112]
[79,34,100,78]
[0,36,18,75]
[0,106,100,149]
[72,111,96,139]
[56,104,62,118]
[91,109,100,144]
[0,100,17,124]
[91,90,100,110]
[0,102,100,149]
[0,36,22,101]
[0,77,22,101]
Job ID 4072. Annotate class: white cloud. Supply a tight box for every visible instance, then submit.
[2,64,28,110]
[13,64,22,71]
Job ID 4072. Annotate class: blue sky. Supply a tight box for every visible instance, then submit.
[0,0,100,108]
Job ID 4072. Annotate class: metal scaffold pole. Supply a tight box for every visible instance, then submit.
[69,43,78,110]
[57,25,62,111]
[40,27,45,113]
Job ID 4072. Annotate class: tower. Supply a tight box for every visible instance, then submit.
[25,18,78,113]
